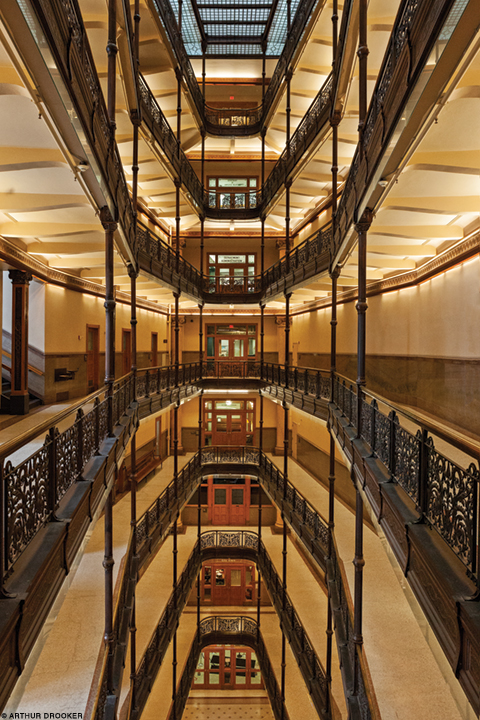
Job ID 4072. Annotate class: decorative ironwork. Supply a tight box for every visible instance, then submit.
[426,441,478,571]
[5,445,50,566]
[393,420,420,504]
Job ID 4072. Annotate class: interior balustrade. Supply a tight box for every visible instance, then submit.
[121,531,331,720]
[3,352,478,714]
[20,0,458,288]
[148,0,320,137]
[171,616,287,720]
[2,362,478,593]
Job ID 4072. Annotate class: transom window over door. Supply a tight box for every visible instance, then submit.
[207,177,258,209]
[207,253,256,294]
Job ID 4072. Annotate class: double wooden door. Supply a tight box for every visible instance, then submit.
[201,561,255,605]
[212,484,247,525]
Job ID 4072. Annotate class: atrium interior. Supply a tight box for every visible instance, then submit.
[0,0,479,719]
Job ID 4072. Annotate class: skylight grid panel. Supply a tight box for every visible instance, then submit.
[205,23,265,34]
[206,43,261,55]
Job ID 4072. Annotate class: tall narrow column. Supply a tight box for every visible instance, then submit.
[200,130,205,292]
[173,292,180,498]
[128,263,138,707]
[353,0,370,692]
[103,1,117,694]
[8,270,32,415]
[326,3,339,705]
[174,180,181,274]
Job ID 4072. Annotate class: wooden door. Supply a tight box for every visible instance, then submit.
[212,487,229,524]
[151,332,158,366]
[122,329,131,376]
[212,409,247,446]
[86,325,99,392]
[211,484,248,525]
[202,561,255,605]
[230,486,246,525]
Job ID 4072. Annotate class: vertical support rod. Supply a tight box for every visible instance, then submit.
[353,0,369,693]
[103,1,117,693]
[283,294,291,497]
[173,293,180,499]
[172,512,178,718]
[199,303,204,377]
[128,264,138,706]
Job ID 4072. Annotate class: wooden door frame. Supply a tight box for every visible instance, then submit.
[151,331,158,367]
[86,324,100,393]
[121,328,132,376]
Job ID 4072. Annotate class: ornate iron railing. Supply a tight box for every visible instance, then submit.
[136,362,202,400]
[327,539,373,720]
[262,73,334,210]
[135,452,203,566]
[91,531,137,720]
[150,0,319,137]
[263,223,333,298]
[1,374,136,577]
[138,75,204,210]
[333,0,458,259]
[137,221,203,291]
[204,275,263,296]
[173,616,288,720]
[332,374,480,580]
[262,362,331,401]
[29,0,136,248]
[130,531,328,720]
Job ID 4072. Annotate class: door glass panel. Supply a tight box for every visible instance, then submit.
[246,568,252,585]
[225,650,231,667]
[193,671,204,684]
[215,401,243,409]
[216,415,227,432]
[233,267,244,276]
[215,568,225,585]
[236,652,247,683]
[210,652,220,669]
[232,488,244,505]
[248,338,256,356]
[87,330,94,351]
[214,490,227,505]
[204,587,211,599]
[231,569,241,586]
[231,415,242,432]
[204,567,211,584]
[251,671,261,684]
[233,339,244,357]
[218,339,229,357]
[206,337,214,357]
[198,652,205,669]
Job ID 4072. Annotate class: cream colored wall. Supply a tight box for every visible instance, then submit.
[291,256,480,359]
[44,285,168,354]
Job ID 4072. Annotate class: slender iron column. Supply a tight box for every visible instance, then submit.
[172,508,178,718]
[128,265,138,704]
[173,293,180,499]
[175,180,181,274]
[103,0,117,692]
[198,303,204,376]
[200,130,205,290]
[326,3,339,705]
[352,0,371,692]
